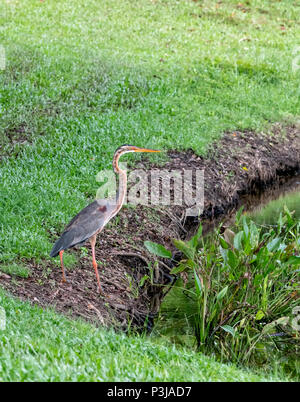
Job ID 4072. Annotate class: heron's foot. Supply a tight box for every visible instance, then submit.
[98,289,111,299]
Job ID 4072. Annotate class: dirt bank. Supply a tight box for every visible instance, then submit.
[1,123,299,330]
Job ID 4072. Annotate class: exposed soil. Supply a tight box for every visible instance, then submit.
[1,123,299,331]
[0,123,30,161]
[0,206,178,332]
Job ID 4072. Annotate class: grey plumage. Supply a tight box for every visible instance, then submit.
[50,199,116,257]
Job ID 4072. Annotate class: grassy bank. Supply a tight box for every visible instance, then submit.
[0,289,286,382]
[1,0,300,263]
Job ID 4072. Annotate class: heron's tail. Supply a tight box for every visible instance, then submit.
[50,237,65,258]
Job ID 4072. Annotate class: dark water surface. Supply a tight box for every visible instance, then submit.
[246,175,300,224]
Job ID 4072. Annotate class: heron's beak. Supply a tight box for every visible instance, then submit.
[133,147,161,153]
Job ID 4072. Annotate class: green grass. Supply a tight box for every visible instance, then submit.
[1,0,300,263]
[0,289,286,381]
[0,263,31,278]
[0,0,300,381]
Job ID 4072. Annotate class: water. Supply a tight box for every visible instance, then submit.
[246,177,300,225]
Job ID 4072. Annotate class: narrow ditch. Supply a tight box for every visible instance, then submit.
[0,124,299,331]
[145,172,300,333]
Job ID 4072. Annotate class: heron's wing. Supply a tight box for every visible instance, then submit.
[50,199,116,257]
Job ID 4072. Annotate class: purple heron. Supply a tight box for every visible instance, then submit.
[50,144,160,294]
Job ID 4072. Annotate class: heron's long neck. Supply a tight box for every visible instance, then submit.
[113,150,128,212]
[116,169,127,210]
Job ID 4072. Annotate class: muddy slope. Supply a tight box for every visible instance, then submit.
[1,123,299,330]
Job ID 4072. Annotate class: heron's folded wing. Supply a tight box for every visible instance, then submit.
[50,199,116,257]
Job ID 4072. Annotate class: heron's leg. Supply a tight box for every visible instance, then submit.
[59,250,67,283]
[90,234,103,294]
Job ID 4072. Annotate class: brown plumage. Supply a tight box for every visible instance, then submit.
[50,145,160,295]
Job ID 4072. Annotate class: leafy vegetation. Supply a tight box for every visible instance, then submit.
[150,208,300,379]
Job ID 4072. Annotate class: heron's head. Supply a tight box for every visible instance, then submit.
[115,144,161,155]
[113,145,160,173]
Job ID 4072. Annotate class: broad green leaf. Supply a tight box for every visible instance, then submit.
[233,231,243,251]
[193,268,202,297]
[219,246,228,262]
[173,239,195,260]
[227,249,238,269]
[266,237,282,252]
[170,263,188,275]
[249,221,259,242]
[242,216,249,238]
[216,286,228,301]
[219,236,229,250]
[221,325,236,337]
[144,241,172,258]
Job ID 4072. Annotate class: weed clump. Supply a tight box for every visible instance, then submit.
[148,208,300,378]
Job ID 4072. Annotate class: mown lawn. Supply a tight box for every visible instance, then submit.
[0,0,299,381]
[0,289,286,381]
